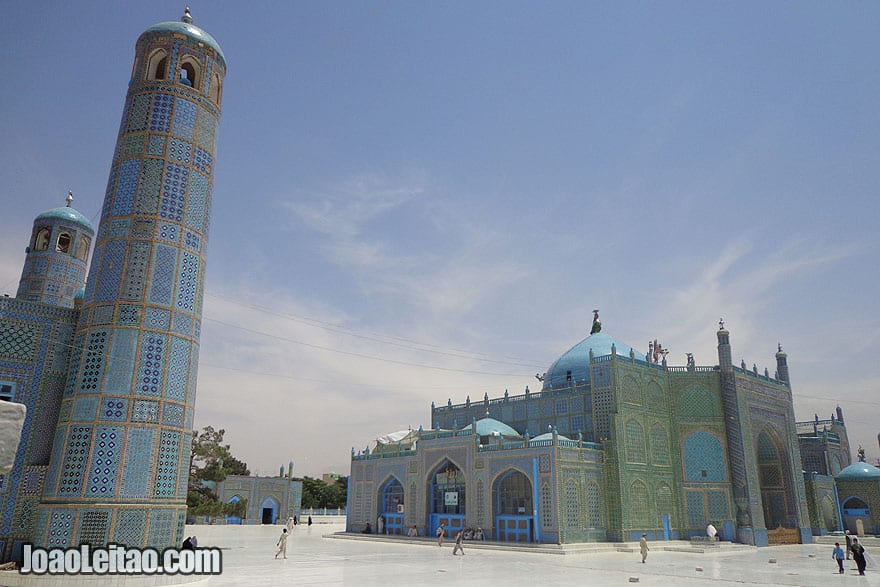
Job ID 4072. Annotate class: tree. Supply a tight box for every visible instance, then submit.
[187,426,250,518]
[300,476,348,509]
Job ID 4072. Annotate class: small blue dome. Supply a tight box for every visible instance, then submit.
[461,417,520,438]
[836,462,880,480]
[35,206,94,233]
[143,20,226,66]
[543,332,635,390]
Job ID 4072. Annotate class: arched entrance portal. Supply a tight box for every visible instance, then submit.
[756,430,799,544]
[260,496,279,525]
[493,469,533,542]
[378,477,405,535]
[428,460,466,539]
[842,497,873,535]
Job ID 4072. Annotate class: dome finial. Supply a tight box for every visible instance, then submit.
[66,191,74,207]
[181,6,193,24]
[590,309,602,334]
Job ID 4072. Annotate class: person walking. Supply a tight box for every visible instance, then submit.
[845,530,852,559]
[452,530,465,555]
[308,516,313,527]
[274,528,289,559]
[851,538,867,576]
[833,542,846,574]
[437,523,446,546]
[639,534,649,563]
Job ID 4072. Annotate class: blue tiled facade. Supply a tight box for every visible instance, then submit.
[0,10,225,562]
[351,321,829,546]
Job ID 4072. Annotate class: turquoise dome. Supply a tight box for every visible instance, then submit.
[143,20,226,66]
[35,206,94,233]
[461,417,521,438]
[836,462,880,480]
[543,332,635,390]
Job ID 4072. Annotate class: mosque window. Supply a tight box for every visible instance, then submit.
[147,49,168,81]
[76,236,91,261]
[56,232,72,253]
[34,227,51,251]
[586,481,602,528]
[179,57,201,89]
[564,479,580,528]
[625,419,646,464]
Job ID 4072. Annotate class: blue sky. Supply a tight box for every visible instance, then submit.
[1,2,878,477]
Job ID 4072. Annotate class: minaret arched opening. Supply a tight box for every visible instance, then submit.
[178,57,201,89]
[146,49,168,81]
[55,232,71,253]
[33,227,50,251]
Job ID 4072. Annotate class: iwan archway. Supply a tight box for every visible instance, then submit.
[378,476,405,534]
[756,430,799,544]
[428,460,466,538]
[493,469,534,542]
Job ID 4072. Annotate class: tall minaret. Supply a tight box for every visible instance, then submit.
[716,320,758,544]
[16,192,93,308]
[37,9,226,549]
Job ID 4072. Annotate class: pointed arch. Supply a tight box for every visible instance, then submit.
[586,480,602,528]
[625,419,646,463]
[564,478,580,528]
[629,479,650,527]
[756,428,794,529]
[33,226,51,251]
[146,49,168,81]
[650,423,670,465]
[178,55,202,89]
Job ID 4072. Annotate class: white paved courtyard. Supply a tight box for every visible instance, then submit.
[201,523,879,587]
[2,523,877,586]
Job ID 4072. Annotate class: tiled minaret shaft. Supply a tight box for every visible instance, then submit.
[37,9,226,549]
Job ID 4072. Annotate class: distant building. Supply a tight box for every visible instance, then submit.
[349,313,832,546]
[323,473,346,485]
[214,463,302,525]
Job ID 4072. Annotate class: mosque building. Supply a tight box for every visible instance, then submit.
[0,9,225,562]
[348,312,868,546]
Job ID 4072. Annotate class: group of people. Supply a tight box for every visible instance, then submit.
[833,531,868,575]
[435,523,466,555]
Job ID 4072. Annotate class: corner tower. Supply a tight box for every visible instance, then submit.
[37,9,226,549]
[16,193,93,308]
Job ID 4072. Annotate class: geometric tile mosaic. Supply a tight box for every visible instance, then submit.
[148,244,177,306]
[150,93,173,133]
[683,431,727,482]
[172,98,197,140]
[46,509,75,548]
[135,158,163,215]
[185,171,209,231]
[147,508,175,549]
[131,218,155,238]
[95,241,126,302]
[87,426,121,496]
[113,159,140,217]
[158,223,179,243]
[121,133,145,158]
[100,398,128,422]
[161,163,188,221]
[77,510,109,546]
[176,252,198,312]
[171,311,193,337]
[147,134,167,157]
[169,137,192,164]
[195,105,216,150]
[121,428,154,498]
[154,430,180,497]
[113,508,148,547]
[193,147,212,176]
[184,230,200,251]
[127,94,151,133]
[165,336,189,401]
[0,321,38,362]
[105,329,137,393]
[161,402,185,427]
[59,425,91,497]
[118,304,140,325]
[132,400,159,423]
[72,396,99,421]
[121,241,151,301]
[137,334,165,396]
[145,307,171,330]
[78,330,108,392]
